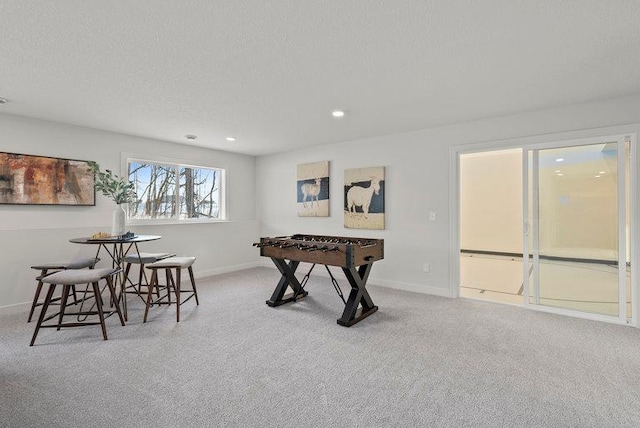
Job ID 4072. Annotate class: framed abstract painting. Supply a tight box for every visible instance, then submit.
[0,152,95,206]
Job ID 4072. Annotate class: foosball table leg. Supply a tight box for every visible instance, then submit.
[337,264,378,327]
[265,258,309,307]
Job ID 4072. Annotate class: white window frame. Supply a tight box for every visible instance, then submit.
[122,153,227,225]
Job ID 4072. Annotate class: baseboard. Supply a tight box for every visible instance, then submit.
[257,262,453,298]
[370,278,453,298]
[195,261,263,279]
[0,301,30,316]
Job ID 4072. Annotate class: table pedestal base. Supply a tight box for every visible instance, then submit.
[265,258,378,327]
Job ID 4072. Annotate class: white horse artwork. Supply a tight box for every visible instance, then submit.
[344,166,385,229]
[346,177,380,218]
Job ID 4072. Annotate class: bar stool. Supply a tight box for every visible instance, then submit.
[30,268,125,346]
[28,257,99,323]
[144,256,199,323]
[121,252,174,319]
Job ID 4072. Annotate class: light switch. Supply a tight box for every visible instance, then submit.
[429,211,436,221]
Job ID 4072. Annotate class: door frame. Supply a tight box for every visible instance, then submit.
[449,125,638,327]
[522,135,630,323]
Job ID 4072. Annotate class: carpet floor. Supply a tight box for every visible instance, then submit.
[2,267,640,427]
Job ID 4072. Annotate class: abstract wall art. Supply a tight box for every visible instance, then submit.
[0,152,95,205]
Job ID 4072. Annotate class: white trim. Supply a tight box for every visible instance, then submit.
[525,136,631,322]
[195,261,263,279]
[628,134,638,327]
[122,152,227,222]
[127,218,231,227]
[371,278,453,297]
[527,303,630,327]
[531,149,540,305]
[522,149,530,308]
[449,146,461,298]
[453,123,640,154]
[0,301,31,315]
[617,137,627,321]
[521,133,626,151]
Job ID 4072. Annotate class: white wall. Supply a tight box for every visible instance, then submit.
[4,93,640,311]
[256,94,640,297]
[0,114,259,311]
[460,149,522,254]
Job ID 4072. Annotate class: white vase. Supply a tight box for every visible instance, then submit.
[111,205,126,237]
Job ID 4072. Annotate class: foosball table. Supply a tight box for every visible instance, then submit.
[253,234,384,326]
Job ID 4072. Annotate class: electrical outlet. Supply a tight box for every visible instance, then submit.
[422,262,431,272]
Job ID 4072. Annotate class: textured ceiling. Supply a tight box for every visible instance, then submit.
[1,1,640,155]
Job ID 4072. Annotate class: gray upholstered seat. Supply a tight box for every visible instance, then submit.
[144,256,199,322]
[31,256,99,271]
[146,256,195,269]
[123,252,174,264]
[27,257,100,323]
[30,268,124,346]
[41,268,119,285]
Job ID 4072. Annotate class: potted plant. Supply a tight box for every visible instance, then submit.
[88,161,137,236]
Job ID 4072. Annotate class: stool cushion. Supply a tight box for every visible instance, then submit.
[146,256,196,269]
[31,257,99,271]
[123,252,175,264]
[41,268,119,285]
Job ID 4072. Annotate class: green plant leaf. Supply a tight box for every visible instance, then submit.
[89,161,137,205]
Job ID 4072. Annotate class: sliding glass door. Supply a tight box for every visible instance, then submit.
[524,137,631,321]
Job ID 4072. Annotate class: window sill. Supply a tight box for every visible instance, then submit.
[127,218,231,227]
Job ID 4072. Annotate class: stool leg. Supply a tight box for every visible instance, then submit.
[153,266,160,298]
[143,269,157,323]
[56,284,71,331]
[70,285,79,305]
[30,284,57,346]
[175,268,181,322]
[124,262,132,289]
[105,275,126,326]
[188,266,199,305]
[27,268,48,322]
[93,282,108,340]
[165,268,172,304]
[120,271,128,323]
[136,264,144,296]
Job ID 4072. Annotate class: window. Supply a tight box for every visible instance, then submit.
[127,159,224,221]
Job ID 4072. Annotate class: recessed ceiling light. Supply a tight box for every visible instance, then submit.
[226,136,236,142]
[554,170,561,173]
[331,110,345,118]
[555,158,564,162]
[185,135,197,140]
[556,173,564,176]
[595,175,601,178]
[599,171,605,174]
[0,97,7,104]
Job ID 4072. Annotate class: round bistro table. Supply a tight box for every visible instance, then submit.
[70,235,162,321]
